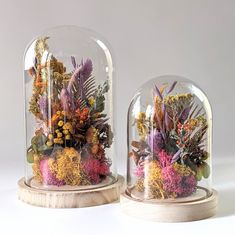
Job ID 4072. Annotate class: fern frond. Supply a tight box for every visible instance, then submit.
[83,76,96,99]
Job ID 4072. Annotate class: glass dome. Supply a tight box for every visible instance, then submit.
[127,75,212,202]
[24,26,116,190]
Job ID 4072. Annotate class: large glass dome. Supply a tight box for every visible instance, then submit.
[127,75,212,202]
[24,26,116,190]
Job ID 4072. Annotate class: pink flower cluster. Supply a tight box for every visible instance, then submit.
[82,156,110,184]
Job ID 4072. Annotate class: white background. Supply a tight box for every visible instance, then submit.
[0,0,234,234]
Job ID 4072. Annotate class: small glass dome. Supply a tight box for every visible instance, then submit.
[127,75,212,202]
[24,26,116,190]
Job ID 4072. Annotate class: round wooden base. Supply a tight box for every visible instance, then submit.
[18,175,124,208]
[120,189,218,222]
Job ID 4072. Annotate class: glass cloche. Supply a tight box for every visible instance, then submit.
[24,26,117,190]
[127,75,212,202]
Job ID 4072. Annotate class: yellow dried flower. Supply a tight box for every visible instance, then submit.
[136,112,148,140]
[35,37,49,63]
[173,163,195,177]
[32,154,43,183]
[196,115,207,125]
[164,93,193,106]
[88,96,95,106]
[46,141,53,147]
[54,138,63,144]
[136,178,144,192]
[63,122,73,133]
[187,119,198,127]
[58,120,64,127]
[46,57,65,74]
[86,126,99,144]
[155,96,163,119]
[49,148,81,185]
[145,161,165,199]
[48,133,53,140]
[63,129,69,135]
[65,134,71,140]
[57,132,63,138]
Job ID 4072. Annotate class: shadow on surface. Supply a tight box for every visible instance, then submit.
[216,187,235,218]
[213,161,235,218]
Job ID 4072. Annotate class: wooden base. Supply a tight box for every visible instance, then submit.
[120,189,218,222]
[18,175,124,208]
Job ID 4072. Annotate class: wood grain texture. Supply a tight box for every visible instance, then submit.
[18,175,124,208]
[120,189,218,222]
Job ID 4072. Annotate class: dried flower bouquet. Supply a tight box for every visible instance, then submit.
[129,82,210,199]
[26,37,113,186]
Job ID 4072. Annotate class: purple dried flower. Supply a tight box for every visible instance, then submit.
[38,94,48,120]
[80,59,93,80]
[180,107,190,122]
[79,59,93,99]
[171,149,182,163]
[60,88,71,112]
[67,66,81,93]
[147,129,164,154]
[67,58,93,100]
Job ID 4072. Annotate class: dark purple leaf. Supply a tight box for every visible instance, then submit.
[167,81,177,94]
[147,129,164,153]
[180,107,190,122]
[154,85,163,100]
[71,56,77,69]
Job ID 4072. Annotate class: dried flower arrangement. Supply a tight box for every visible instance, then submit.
[26,37,113,187]
[129,82,210,199]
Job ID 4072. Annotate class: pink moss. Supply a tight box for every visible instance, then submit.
[158,150,172,168]
[180,175,197,196]
[99,161,110,175]
[134,164,145,178]
[40,159,65,186]
[82,156,110,184]
[162,165,197,197]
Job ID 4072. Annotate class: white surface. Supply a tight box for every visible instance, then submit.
[0,157,234,235]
